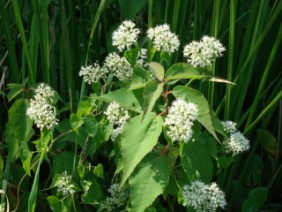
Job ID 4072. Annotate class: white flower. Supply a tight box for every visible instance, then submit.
[112,20,140,52]
[136,48,148,67]
[101,184,129,211]
[183,36,225,68]
[79,64,107,84]
[207,182,227,211]
[223,131,250,156]
[104,102,130,141]
[26,83,58,130]
[221,120,250,155]
[221,120,237,134]
[165,99,198,143]
[182,180,208,208]
[147,24,180,54]
[104,52,133,80]
[34,83,55,100]
[54,171,76,196]
[201,36,226,58]
[182,180,227,212]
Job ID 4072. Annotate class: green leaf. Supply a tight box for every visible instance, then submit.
[165,63,234,84]
[120,113,163,185]
[93,163,104,179]
[257,129,278,156]
[76,100,93,118]
[129,67,152,90]
[149,62,165,82]
[20,141,33,175]
[118,0,147,19]
[5,99,33,160]
[7,81,27,102]
[242,187,268,212]
[70,113,84,130]
[124,47,140,65]
[52,152,75,175]
[47,196,68,212]
[180,140,214,182]
[173,86,218,140]
[91,88,142,113]
[81,178,103,205]
[143,81,163,117]
[84,116,112,158]
[129,152,170,212]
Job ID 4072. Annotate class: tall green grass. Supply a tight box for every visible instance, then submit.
[0,0,281,210]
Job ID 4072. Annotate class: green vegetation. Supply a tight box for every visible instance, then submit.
[0,0,281,211]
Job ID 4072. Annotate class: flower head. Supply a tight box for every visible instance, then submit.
[26,83,58,130]
[54,171,76,196]
[223,131,250,156]
[221,120,250,155]
[165,99,198,143]
[221,120,237,134]
[100,183,129,211]
[34,83,55,100]
[112,20,140,52]
[183,36,225,68]
[104,52,133,80]
[104,102,130,141]
[79,64,107,84]
[147,24,180,54]
[182,180,227,212]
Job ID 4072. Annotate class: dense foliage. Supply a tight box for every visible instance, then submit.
[0,0,281,211]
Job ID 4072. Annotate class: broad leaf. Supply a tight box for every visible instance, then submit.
[20,141,33,175]
[81,178,103,205]
[120,113,163,185]
[143,81,163,117]
[70,113,84,130]
[5,99,34,160]
[129,67,152,90]
[165,63,234,84]
[52,152,75,175]
[129,152,170,212]
[173,86,218,140]
[180,139,214,182]
[7,83,25,102]
[149,62,165,82]
[92,88,142,113]
[84,116,112,158]
[124,47,139,65]
[242,187,268,212]
[257,130,278,156]
[47,196,68,212]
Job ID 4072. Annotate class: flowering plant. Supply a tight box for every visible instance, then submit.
[4,21,251,212]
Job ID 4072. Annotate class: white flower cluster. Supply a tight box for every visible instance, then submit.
[79,64,107,84]
[112,20,141,52]
[165,99,198,143]
[101,184,129,211]
[54,171,75,196]
[221,120,250,156]
[104,102,130,141]
[26,83,58,130]
[182,180,227,212]
[104,52,133,80]
[147,24,180,54]
[183,35,225,68]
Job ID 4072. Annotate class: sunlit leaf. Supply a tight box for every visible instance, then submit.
[129,152,170,212]
[120,113,163,185]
